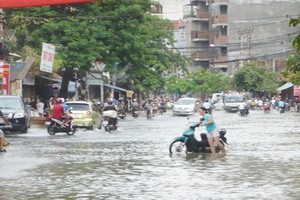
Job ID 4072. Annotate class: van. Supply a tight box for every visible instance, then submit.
[223,94,244,112]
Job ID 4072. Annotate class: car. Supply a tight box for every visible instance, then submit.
[65,101,102,130]
[0,95,31,133]
[172,97,198,116]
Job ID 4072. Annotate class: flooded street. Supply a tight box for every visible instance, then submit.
[1,109,300,200]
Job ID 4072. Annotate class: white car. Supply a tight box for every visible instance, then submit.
[172,98,198,116]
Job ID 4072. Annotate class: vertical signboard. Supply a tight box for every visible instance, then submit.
[0,62,10,95]
[40,42,55,73]
[294,85,300,97]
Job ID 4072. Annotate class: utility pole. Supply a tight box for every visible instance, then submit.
[238,28,253,67]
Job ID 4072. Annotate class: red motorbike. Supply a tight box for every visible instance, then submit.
[263,103,271,113]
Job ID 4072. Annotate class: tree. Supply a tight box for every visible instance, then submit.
[5,0,187,98]
[284,16,300,84]
[165,68,231,97]
[233,63,279,95]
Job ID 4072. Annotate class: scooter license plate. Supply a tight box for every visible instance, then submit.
[102,120,108,126]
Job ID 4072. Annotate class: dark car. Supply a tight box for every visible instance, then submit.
[0,95,31,133]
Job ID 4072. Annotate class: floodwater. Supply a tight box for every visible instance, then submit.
[1,108,300,200]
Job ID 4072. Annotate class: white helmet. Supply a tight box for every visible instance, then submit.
[202,102,211,109]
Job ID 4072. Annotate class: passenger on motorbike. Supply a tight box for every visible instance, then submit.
[0,110,10,152]
[198,107,225,155]
[103,101,118,126]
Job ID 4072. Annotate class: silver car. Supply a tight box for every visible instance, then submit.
[172,98,198,116]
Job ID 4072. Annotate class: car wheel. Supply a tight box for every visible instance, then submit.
[21,126,28,134]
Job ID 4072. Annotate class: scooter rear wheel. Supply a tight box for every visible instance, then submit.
[169,140,187,154]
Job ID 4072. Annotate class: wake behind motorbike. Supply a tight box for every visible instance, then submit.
[47,115,76,135]
[102,110,118,132]
[169,121,227,154]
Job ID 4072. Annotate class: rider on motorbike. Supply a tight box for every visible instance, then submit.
[0,110,10,152]
[143,98,154,117]
[52,98,65,121]
[103,100,118,127]
[131,99,139,115]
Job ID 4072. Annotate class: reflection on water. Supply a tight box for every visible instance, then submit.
[1,110,300,199]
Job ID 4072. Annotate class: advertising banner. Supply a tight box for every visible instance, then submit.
[0,62,10,95]
[0,0,94,8]
[40,43,55,73]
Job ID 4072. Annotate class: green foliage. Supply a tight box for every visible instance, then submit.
[233,63,279,93]
[5,0,188,94]
[284,16,300,84]
[165,68,231,96]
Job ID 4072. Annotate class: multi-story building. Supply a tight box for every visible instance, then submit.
[183,0,228,72]
[154,0,300,76]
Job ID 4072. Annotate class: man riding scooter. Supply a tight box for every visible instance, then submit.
[103,100,118,130]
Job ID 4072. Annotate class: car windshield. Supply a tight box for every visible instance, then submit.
[66,103,89,111]
[225,95,244,103]
[0,98,23,109]
[176,99,195,105]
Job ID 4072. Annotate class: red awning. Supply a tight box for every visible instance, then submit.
[0,0,95,9]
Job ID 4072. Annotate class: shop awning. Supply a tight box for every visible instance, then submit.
[276,82,294,91]
[104,84,128,92]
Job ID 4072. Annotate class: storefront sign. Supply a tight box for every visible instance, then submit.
[40,43,55,73]
[294,85,300,97]
[0,62,10,95]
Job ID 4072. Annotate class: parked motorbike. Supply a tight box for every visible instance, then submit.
[169,121,227,154]
[47,115,76,135]
[103,110,118,132]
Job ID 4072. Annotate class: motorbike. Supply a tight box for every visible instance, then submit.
[159,102,167,115]
[132,107,139,118]
[0,123,12,153]
[169,121,227,154]
[239,108,249,116]
[117,106,126,119]
[103,110,118,132]
[47,115,76,135]
[144,105,153,120]
[263,103,271,113]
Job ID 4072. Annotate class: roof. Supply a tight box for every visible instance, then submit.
[277,82,294,91]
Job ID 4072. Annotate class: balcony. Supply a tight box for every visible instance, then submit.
[211,35,228,45]
[212,15,228,25]
[212,55,228,63]
[191,51,210,61]
[196,11,209,19]
[191,31,209,41]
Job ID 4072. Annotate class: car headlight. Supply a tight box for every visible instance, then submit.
[14,112,25,118]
